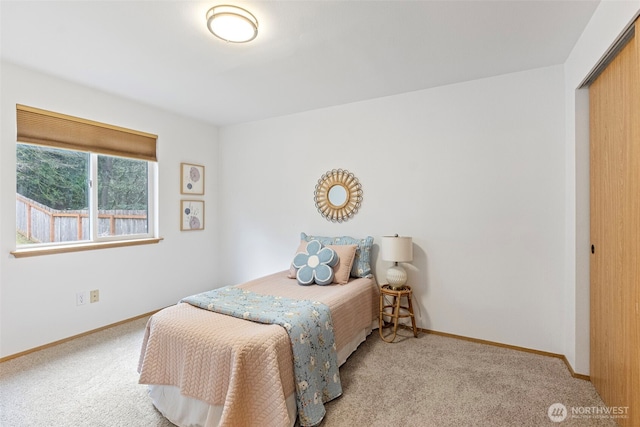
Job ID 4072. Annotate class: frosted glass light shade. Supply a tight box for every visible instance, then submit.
[206,5,258,43]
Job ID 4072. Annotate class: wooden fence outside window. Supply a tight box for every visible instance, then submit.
[16,194,148,244]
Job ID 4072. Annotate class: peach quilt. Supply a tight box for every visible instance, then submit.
[138,271,379,427]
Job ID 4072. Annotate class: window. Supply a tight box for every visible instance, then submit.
[14,105,158,254]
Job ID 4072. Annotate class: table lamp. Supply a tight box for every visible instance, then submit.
[381,235,413,289]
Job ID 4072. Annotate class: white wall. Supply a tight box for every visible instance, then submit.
[563,0,640,375]
[219,65,567,354]
[4,1,637,368]
[0,62,220,358]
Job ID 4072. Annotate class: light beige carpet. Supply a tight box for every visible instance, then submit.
[0,316,615,427]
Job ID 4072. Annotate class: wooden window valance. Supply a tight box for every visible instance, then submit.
[16,104,157,162]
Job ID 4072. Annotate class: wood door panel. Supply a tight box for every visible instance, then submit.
[590,19,639,427]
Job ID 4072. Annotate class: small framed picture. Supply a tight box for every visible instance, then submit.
[181,200,205,231]
[181,163,205,195]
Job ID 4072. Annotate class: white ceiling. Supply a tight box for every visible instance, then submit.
[1,0,600,126]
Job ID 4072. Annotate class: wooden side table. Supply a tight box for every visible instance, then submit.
[379,284,418,343]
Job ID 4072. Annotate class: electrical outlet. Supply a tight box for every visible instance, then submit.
[90,289,99,303]
[76,291,88,306]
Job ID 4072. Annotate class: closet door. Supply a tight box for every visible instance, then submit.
[589,20,639,427]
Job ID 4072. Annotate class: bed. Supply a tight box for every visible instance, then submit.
[138,268,379,427]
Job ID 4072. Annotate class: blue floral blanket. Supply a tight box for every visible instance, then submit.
[181,286,342,426]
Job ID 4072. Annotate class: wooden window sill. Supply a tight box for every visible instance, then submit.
[10,237,163,258]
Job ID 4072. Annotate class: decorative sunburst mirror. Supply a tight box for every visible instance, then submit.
[314,169,363,222]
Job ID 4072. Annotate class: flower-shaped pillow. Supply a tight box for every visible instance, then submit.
[292,240,339,286]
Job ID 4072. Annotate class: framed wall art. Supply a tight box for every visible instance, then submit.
[181,163,205,195]
[181,200,205,231]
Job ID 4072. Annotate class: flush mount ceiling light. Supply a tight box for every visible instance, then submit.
[206,5,258,43]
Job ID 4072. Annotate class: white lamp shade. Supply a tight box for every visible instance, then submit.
[381,236,413,262]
